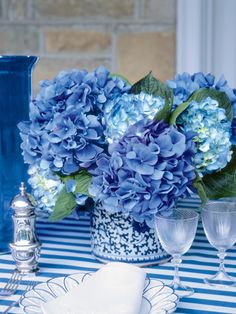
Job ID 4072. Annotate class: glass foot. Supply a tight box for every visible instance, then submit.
[204,270,236,287]
[169,280,194,298]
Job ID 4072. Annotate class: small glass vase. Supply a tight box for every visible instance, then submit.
[91,205,170,266]
[0,55,37,252]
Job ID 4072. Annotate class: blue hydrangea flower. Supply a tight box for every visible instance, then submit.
[177,97,232,175]
[104,92,165,143]
[167,72,236,111]
[28,165,64,215]
[89,119,196,227]
[18,66,130,175]
[29,166,90,215]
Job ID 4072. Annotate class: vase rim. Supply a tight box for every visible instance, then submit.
[0,55,38,68]
[0,55,38,59]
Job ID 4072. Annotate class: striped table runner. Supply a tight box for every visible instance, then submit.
[0,196,235,313]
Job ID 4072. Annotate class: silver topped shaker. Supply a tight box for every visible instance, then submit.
[10,182,41,273]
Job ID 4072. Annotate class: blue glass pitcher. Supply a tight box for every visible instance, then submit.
[0,55,37,252]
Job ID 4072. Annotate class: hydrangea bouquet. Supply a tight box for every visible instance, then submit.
[18,66,236,227]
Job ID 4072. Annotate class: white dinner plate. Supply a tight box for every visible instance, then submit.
[20,273,178,314]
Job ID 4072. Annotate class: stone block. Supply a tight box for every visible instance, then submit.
[7,0,28,21]
[0,26,39,53]
[44,29,111,54]
[33,57,111,91]
[117,31,176,83]
[142,0,176,23]
[34,0,134,19]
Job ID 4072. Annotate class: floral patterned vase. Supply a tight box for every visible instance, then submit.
[91,205,170,266]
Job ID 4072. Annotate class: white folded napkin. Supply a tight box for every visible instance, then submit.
[41,262,146,314]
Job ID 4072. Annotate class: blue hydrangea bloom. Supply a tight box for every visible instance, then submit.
[177,97,232,175]
[18,66,130,175]
[167,72,236,111]
[104,92,165,143]
[28,165,64,215]
[29,166,89,215]
[89,119,196,227]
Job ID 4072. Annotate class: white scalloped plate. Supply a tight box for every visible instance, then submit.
[20,273,178,314]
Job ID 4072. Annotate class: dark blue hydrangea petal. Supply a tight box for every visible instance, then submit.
[18,67,130,175]
[63,158,80,174]
[89,119,196,227]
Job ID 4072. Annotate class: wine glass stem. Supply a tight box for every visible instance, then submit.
[218,249,226,272]
[172,254,182,287]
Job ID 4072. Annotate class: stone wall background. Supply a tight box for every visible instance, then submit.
[0,0,176,91]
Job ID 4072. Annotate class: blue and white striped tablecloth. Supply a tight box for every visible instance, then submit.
[0,196,236,313]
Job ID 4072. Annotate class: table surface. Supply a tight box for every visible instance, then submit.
[0,196,236,314]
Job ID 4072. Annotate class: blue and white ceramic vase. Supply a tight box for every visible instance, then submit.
[91,205,170,266]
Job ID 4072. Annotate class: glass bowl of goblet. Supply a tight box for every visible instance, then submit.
[154,208,199,298]
[202,200,236,287]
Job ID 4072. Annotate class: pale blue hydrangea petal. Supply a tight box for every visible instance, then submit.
[28,165,64,214]
[167,71,236,143]
[104,92,165,143]
[177,97,232,175]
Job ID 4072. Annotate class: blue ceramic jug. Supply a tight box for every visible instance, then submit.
[0,55,37,252]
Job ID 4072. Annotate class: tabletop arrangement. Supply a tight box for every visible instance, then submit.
[0,199,236,313]
[0,56,236,313]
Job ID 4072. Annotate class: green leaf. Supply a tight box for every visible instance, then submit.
[189,88,233,121]
[74,169,92,195]
[202,149,236,200]
[130,72,173,105]
[155,103,172,123]
[192,172,207,204]
[169,101,190,125]
[49,186,76,221]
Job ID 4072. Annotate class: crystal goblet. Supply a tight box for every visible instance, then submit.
[154,208,199,298]
[202,200,236,286]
